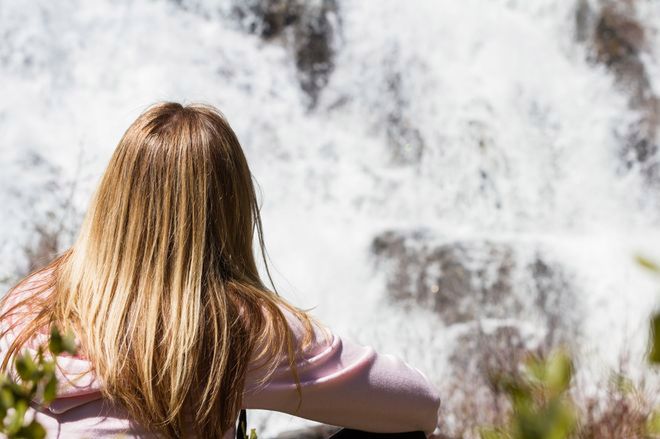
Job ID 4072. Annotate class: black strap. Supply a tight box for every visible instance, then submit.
[236,409,247,439]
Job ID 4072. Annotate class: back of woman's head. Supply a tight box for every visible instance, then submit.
[0,102,320,438]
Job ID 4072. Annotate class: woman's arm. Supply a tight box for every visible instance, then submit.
[242,305,441,436]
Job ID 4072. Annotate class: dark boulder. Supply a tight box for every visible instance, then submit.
[370,229,580,347]
[231,0,340,109]
[384,68,425,165]
[576,0,660,180]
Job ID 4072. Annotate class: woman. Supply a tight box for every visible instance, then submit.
[0,102,441,438]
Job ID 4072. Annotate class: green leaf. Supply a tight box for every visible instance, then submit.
[548,400,577,439]
[16,419,47,439]
[0,385,9,421]
[15,353,38,382]
[248,428,258,439]
[43,375,57,404]
[41,361,55,376]
[545,351,572,394]
[649,313,660,364]
[647,410,660,434]
[525,355,546,383]
[49,327,77,356]
[636,255,660,273]
[6,399,29,435]
[8,381,31,401]
[0,385,15,409]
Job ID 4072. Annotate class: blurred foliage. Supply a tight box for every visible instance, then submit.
[0,326,76,439]
[640,254,660,438]
[474,255,660,439]
[478,350,576,439]
[242,427,258,439]
[636,254,660,365]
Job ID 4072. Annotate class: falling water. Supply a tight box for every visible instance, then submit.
[2,0,660,435]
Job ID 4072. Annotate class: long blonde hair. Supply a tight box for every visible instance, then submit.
[0,102,324,438]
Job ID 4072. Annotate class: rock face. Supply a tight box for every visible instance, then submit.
[384,68,426,165]
[231,0,340,109]
[370,229,581,372]
[371,230,579,344]
[576,0,660,180]
[231,0,302,39]
[371,230,516,324]
[449,324,529,390]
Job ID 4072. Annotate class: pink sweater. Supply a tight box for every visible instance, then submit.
[2,285,441,438]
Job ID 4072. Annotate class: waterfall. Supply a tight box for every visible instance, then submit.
[2,0,660,435]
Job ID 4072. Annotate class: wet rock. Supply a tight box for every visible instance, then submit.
[449,324,530,388]
[371,229,581,408]
[439,323,543,435]
[576,0,660,180]
[530,257,578,347]
[384,68,425,165]
[370,229,580,346]
[231,0,303,39]
[293,1,338,109]
[371,231,518,324]
[231,0,340,109]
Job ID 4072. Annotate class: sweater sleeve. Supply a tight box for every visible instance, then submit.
[242,305,441,436]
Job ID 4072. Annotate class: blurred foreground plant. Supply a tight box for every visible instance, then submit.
[479,350,576,439]
[474,255,660,439]
[637,255,660,437]
[0,327,76,439]
[637,255,660,365]
[239,423,258,439]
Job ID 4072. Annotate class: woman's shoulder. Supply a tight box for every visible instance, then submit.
[243,304,441,435]
[275,302,334,353]
[247,300,336,372]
